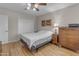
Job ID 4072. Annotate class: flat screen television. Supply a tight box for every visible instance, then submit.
[69,24,79,27]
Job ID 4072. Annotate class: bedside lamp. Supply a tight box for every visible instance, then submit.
[54,23,59,34]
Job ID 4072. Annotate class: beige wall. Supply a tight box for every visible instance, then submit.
[37,4,79,31]
[18,13,36,34]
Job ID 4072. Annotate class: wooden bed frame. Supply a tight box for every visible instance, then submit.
[20,39,52,52]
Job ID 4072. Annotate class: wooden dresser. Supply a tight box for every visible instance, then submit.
[59,27,79,52]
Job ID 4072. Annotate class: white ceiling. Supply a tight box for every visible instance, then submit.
[0,3,76,16]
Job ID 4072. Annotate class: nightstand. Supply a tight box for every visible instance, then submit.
[52,34,58,45]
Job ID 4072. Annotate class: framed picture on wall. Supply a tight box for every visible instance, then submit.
[41,20,45,26]
[46,19,51,26]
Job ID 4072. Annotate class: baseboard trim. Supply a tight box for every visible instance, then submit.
[2,39,20,44]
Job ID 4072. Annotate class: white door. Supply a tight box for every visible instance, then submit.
[0,15,8,44]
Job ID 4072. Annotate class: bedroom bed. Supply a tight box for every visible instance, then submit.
[19,30,53,51]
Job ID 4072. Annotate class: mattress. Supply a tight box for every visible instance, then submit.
[20,30,53,49]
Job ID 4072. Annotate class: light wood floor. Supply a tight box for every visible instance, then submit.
[1,41,79,56]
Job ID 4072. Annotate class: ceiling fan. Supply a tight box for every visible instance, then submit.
[25,3,47,11]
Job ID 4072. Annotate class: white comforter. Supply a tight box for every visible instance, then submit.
[20,30,53,49]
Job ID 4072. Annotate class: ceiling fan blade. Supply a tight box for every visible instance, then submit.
[36,8,39,11]
[24,8,27,10]
[38,3,47,5]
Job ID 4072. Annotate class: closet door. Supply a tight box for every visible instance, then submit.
[0,15,8,44]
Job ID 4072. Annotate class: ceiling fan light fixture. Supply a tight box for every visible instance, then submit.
[25,3,46,11]
[33,8,36,11]
[27,3,31,7]
[34,4,39,8]
[26,7,30,10]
